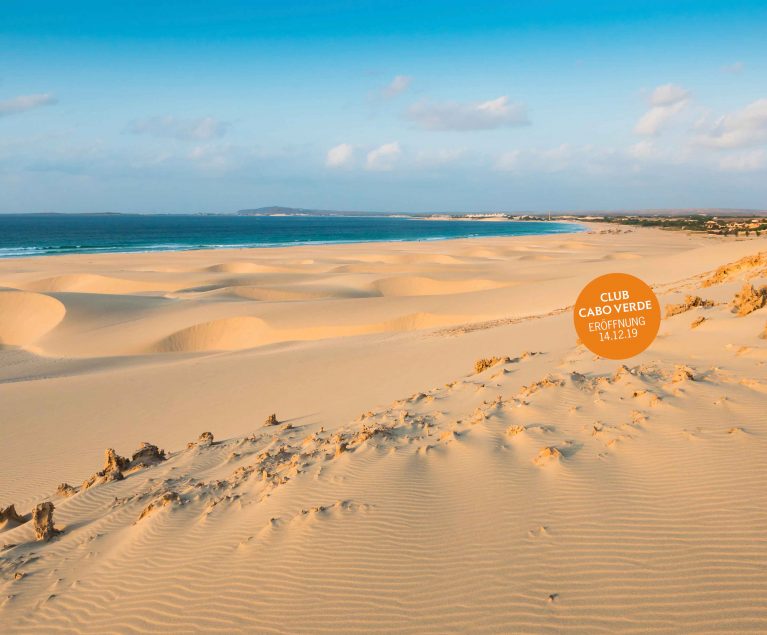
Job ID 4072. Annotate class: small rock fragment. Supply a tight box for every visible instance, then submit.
[196,432,214,447]
[534,446,562,465]
[56,483,77,498]
[690,316,706,329]
[137,491,181,522]
[264,413,279,426]
[671,365,696,383]
[474,356,511,374]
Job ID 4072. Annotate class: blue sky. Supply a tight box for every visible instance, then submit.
[1,1,766,213]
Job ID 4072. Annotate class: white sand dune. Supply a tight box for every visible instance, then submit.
[204,261,296,274]
[0,290,66,347]
[153,315,272,352]
[24,273,179,295]
[371,275,508,297]
[1,225,767,633]
[153,311,465,353]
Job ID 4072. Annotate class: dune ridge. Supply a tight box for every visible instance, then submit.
[152,311,466,353]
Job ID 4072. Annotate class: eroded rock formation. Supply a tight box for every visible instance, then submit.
[32,501,61,541]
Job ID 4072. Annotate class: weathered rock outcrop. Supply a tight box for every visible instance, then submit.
[474,356,511,374]
[32,501,61,541]
[82,448,130,489]
[82,443,167,490]
[702,252,767,287]
[665,295,715,317]
[732,283,767,316]
[0,504,28,530]
[130,442,166,467]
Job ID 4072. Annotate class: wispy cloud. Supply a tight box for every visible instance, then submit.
[326,143,354,168]
[722,61,745,74]
[717,149,765,172]
[366,142,401,170]
[407,96,529,131]
[694,98,767,149]
[414,148,466,167]
[0,93,57,117]
[496,144,584,173]
[381,75,412,99]
[127,116,229,141]
[634,84,690,136]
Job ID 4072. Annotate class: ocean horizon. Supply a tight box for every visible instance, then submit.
[0,213,581,258]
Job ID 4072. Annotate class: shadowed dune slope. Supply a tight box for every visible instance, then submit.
[0,290,66,346]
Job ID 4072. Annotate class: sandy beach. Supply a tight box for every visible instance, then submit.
[2,224,767,633]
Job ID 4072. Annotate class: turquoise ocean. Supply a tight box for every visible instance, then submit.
[0,214,581,258]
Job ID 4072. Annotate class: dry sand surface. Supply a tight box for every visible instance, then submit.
[1,224,767,633]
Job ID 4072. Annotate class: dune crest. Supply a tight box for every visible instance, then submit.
[372,275,507,297]
[25,273,175,295]
[0,290,66,347]
[153,316,270,352]
[153,311,466,353]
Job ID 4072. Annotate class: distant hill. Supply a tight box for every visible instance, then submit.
[237,206,312,215]
[236,206,373,216]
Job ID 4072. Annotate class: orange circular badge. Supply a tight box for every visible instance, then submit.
[573,273,660,360]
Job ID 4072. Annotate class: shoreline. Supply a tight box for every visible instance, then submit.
[0,219,588,261]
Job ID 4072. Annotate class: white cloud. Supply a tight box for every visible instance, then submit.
[127,116,229,141]
[627,140,657,160]
[326,143,354,168]
[634,84,690,136]
[407,95,529,131]
[414,148,466,167]
[723,61,744,74]
[496,144,577,173]
[649,84,690,107]
[366,142,401,171]
[495,150,523,171]
[382,75,412,98]
[634,102,687,136]
[0,93,57,117]
[694,98,767,149]
[717,150,766,172]
[186,143,234,171]
[496,144,634,177]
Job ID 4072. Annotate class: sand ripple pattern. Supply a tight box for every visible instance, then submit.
[2,349,767,633]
